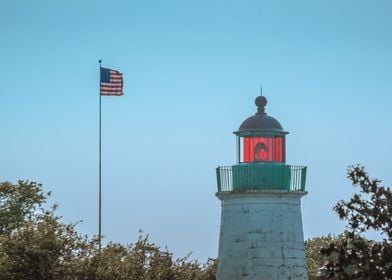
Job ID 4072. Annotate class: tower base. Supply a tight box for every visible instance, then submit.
[216,191,308,280]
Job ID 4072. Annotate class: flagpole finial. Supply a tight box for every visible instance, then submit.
[99,60,102,65]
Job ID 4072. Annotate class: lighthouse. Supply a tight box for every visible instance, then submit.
[216,95,308,279]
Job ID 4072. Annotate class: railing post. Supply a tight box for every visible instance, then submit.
[216,167,222,192]
[301,166,307,191]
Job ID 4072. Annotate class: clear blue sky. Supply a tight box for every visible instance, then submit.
[1,0,392,261]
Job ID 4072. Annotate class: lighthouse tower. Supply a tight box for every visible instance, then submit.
[216,95,308,280]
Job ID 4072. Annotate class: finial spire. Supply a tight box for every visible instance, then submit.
[260,85,263,96]
[255,95,267,115]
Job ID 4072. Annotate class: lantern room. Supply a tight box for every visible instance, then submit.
[234,96,288,164]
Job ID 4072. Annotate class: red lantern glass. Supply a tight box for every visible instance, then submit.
[242,136,285,163]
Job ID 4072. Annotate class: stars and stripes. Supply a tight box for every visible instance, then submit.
[100,67,123,96]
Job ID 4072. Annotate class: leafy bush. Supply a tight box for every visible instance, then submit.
[0,181,216,280]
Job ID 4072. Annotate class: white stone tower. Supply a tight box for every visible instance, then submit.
[215,96,308,280]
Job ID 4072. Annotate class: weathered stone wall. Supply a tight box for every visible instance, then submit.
[216,191,308,280]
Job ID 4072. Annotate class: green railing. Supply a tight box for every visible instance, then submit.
[216,164,307,192]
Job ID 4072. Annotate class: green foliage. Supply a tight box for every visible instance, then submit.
[320,165,392,279]
[305,234,340,277]
[72,234,217,280]
[0,180,217,280]
[0,210,90,280]
[0,181,48,234]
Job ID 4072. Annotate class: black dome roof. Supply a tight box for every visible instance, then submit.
[234,96,288,135]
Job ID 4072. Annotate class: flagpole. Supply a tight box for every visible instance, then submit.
[98,59,102,251]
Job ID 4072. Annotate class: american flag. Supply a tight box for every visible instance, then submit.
[100,67,123,96]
